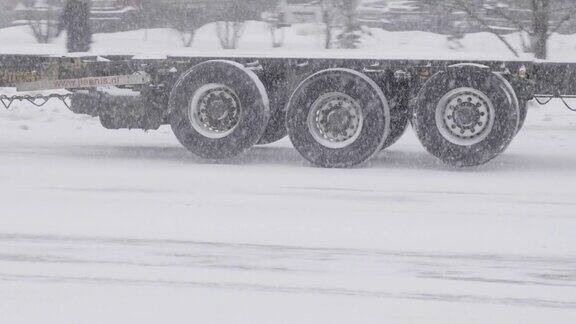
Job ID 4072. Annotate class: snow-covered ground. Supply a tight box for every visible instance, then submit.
[1,24,576,324]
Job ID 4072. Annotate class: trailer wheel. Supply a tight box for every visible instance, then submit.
[169,60,270,160]
[491,71,526,134]
[518,99,528,132]
[413,67,519,166]
[287,68,390,168]
[381,105,409,150]
[257,72,301,145]
[257,99,287,145]
[99,114,115,129]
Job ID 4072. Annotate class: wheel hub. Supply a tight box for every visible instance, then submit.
[326,106,353,132]
[453,103,479,127]
[308,92,363,149]
[205,98,230,120]
[189,83,241,139]
[435,87,494,146]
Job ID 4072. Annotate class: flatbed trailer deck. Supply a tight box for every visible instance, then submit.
[1,53,575,168]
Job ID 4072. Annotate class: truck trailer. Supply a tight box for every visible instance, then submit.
[1,53,575,168]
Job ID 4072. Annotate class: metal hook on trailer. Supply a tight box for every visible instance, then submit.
[533,95,554,105]
[556,91,576,112]
[533,92,576,112]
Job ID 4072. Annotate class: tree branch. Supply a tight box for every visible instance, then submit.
[548,9,576,36]
[451,0,520,57]
[491,6,531,33]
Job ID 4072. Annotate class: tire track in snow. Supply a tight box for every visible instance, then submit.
[0,233,575,309]
[0,273,574,310]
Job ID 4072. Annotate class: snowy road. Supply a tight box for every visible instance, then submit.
[1,100,575,323]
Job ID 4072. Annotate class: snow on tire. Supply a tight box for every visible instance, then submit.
[287,68,390,168]
[413,66,520,167]
[169,60,270,160]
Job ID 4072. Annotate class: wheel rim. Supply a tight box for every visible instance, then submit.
[307,92,364,149]
[188,83,241,139]
[435,87,495,146]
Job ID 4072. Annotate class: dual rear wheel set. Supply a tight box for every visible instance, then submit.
[169,61,523,168]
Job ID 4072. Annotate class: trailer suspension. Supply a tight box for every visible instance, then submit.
[0,93,72,110]
[534,92,576,112]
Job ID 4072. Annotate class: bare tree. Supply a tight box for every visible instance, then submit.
[321,0,362,49]
[216,21,245,49]
[451,0,576,59]
[267,18,286,48]
[26,4,60,44]
[320,0,336,49]
[335,0,363,48]
[261,2,288,48]
[211,1,262,49]
[168,6,205,47]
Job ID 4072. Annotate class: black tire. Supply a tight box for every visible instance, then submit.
[257,96,288,145]
[381,104,409,150]
[413,66,519,167]
[99,114,115,129]
[287,68,390,168]
[518,99,528,132]
[257,71,302,145]
[368,69,411,151]
[492,71,526,134]
[169,60,270,160]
